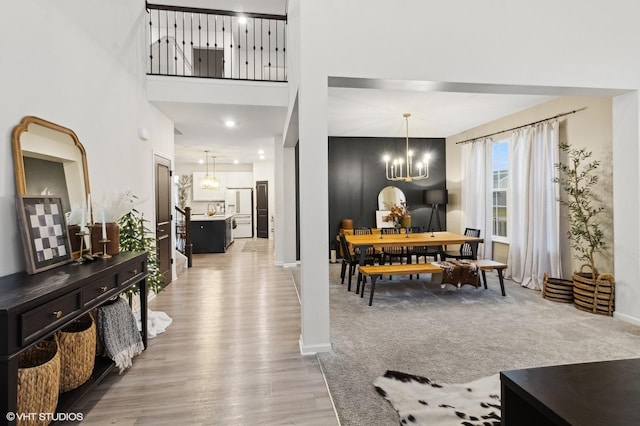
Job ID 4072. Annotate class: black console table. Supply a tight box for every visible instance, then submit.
[501,358,640,425]
[0,252,148,425]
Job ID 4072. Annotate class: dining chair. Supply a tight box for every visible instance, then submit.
[339,234,375,292]
[441,228,481,260]
[407,226,444,263]
[352,227,381,263]
[380,227,409,265]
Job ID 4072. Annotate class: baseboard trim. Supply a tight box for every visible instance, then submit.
[282,262,300,268]
[613,311,640,326]
[299,337,332,355]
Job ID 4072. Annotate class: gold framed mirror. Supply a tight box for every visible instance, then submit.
[12,116,90,216]
[12,116,91,258]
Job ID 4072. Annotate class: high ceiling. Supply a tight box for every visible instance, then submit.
[154,1,556,166]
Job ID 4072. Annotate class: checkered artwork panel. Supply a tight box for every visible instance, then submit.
[27,201,68,262]
[16,195,72,274]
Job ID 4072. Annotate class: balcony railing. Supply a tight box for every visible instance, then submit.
[146,3,287,82]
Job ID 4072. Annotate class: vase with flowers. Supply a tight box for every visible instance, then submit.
[383,201,411,228]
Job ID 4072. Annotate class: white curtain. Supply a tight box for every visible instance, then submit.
[507,121,562,289]
[461,138,492,260]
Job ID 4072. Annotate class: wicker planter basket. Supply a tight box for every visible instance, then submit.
[572,265,615,316]
[542,273,574,303]
[58,313,96,392]
[17,337,60,426]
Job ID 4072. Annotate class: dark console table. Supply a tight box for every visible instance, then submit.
[0,252,148,425]
[501,358,640,425]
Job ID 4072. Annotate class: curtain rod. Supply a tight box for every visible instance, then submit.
[455,106,588,145]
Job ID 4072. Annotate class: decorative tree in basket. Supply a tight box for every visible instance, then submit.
[553,143,606,278]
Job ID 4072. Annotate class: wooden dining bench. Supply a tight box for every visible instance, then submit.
[358,264,443,306]
[468,259,508,296]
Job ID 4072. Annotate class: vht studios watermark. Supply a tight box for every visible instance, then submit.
[6,411,84,422]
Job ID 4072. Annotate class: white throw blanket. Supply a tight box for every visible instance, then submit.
[136,309,173,339]
[97,298,145,373]
[374,370,501,425]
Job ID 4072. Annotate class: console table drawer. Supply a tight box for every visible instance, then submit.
[20,290,82,345]
[117,260,146,288]
[83,275,118,307]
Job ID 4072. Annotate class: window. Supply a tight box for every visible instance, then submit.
[491,140,508,241]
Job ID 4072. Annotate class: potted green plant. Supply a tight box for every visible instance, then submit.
[554,142,614,315]
[118,194,163,295]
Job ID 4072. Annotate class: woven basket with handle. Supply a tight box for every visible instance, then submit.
[572,264,615,316]
[17,337,60,426]
[58,313,96,392]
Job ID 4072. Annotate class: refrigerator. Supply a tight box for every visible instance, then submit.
[226,188,253,238]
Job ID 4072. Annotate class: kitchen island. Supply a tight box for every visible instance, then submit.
[190,214,235,253]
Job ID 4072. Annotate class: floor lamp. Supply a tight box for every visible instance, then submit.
[424,189,448,232]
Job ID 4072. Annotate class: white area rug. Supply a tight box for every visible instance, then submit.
[374,370,501,425]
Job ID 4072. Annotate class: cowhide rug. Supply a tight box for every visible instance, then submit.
[374,370,501,426]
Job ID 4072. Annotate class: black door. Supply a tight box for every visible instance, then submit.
[155,155,172,287]
[256,180,269,239]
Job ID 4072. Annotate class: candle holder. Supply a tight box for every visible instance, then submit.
[75,230,90,264]
[99,239,112,258]
[85,224,95,256]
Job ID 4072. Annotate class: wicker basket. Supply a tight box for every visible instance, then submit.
[58,313,97,392]
[542,272,574,303]
[572,265,615,316]
[17,337,60,426]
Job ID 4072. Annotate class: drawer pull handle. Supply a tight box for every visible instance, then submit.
[100,286,108,293]
[129,269,138,275]
[53,310,62,319]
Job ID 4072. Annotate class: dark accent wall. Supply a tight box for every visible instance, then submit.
[328,137,447,245]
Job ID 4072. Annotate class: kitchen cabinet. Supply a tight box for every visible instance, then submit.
[226,172,253,188]
[192,172,253,200]
[191,216,234,253]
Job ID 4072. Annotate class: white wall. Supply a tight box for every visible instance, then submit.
[1,1,173,277]
[288,0,640,349]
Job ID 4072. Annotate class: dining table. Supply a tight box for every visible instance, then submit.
[344,230,484,266]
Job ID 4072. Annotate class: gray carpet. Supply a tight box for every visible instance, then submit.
[316,263,640,426]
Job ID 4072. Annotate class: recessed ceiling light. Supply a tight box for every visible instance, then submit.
[198,159,204,164]
[233,159,239,164]
[225,120,236,128]
[259,155,265,160]
[238,16,247,25]
[258,149,264,155]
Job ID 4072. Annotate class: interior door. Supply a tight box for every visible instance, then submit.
[256,180,269,239]
[155,154,172,287]
[192,47,224,77]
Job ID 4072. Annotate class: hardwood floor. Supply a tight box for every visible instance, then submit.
[77,239,338,425]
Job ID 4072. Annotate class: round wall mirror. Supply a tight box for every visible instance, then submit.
[378,186,406,210]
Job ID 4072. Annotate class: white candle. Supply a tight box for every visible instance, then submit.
[101,209,107,239]
[87,193,92,224]
[80,202,86,231]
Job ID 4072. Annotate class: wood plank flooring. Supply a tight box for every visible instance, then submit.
[76,239,338,425]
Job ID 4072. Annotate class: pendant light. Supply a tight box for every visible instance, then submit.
[383,113,430,182]
[199,150,220,190]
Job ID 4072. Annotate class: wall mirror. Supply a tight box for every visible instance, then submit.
[377,186,406,210]
[12,116,90,224]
